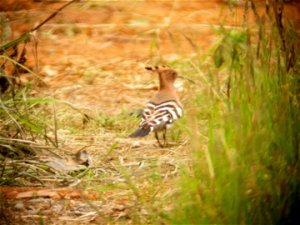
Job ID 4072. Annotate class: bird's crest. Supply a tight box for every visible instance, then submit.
[146,65,170,71]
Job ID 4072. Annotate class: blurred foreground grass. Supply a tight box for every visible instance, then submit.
[168,2,300,225]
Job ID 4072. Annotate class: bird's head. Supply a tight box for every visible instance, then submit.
[145,66,178,83]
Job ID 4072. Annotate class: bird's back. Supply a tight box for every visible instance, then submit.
[141,97,183,132]
[129,66,183,138]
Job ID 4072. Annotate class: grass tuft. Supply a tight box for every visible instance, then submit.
[168,1,300,224]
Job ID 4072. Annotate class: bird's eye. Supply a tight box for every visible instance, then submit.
[145,66,153,71]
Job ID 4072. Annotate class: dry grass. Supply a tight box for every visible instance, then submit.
[1,1,299,224]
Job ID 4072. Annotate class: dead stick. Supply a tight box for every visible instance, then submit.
[30,0,79,33]
[0,0,78,52]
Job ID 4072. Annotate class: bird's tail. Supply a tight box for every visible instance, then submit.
[129,127,151,138]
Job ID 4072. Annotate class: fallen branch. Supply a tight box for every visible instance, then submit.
[30,0,79,34]
[0,0,79,53]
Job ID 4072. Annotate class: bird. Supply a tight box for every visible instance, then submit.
[129,66,183,148]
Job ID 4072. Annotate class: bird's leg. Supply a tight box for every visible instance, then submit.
[155,131,164,148]
[163,128,167,148]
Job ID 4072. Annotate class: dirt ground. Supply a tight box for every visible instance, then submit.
[1,1,300,224]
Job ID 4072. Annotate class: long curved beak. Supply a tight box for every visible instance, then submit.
[178,75,195,84]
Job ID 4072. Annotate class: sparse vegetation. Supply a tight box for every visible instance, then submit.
[1,0,299,224]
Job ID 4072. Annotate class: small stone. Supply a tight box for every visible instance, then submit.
[14,202,24,210]
[52,204,63,213]
[132,141,141,148]
[27,208,39,215]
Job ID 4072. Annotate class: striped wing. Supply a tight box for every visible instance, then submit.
[140,100,183,132]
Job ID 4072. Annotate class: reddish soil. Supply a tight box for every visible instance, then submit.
[1,1,300,224]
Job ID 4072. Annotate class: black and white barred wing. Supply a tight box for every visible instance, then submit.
[141,101,183,131]
[129,100,182,138]
[128,102,155,137]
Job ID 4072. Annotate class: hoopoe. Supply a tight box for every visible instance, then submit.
[129,66,183,148]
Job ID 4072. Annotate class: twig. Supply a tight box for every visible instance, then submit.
[0,55,46,84]
[0,0,78,53]
[0,97,24,136]
[30,0,79,33]
[52,104,59,148]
